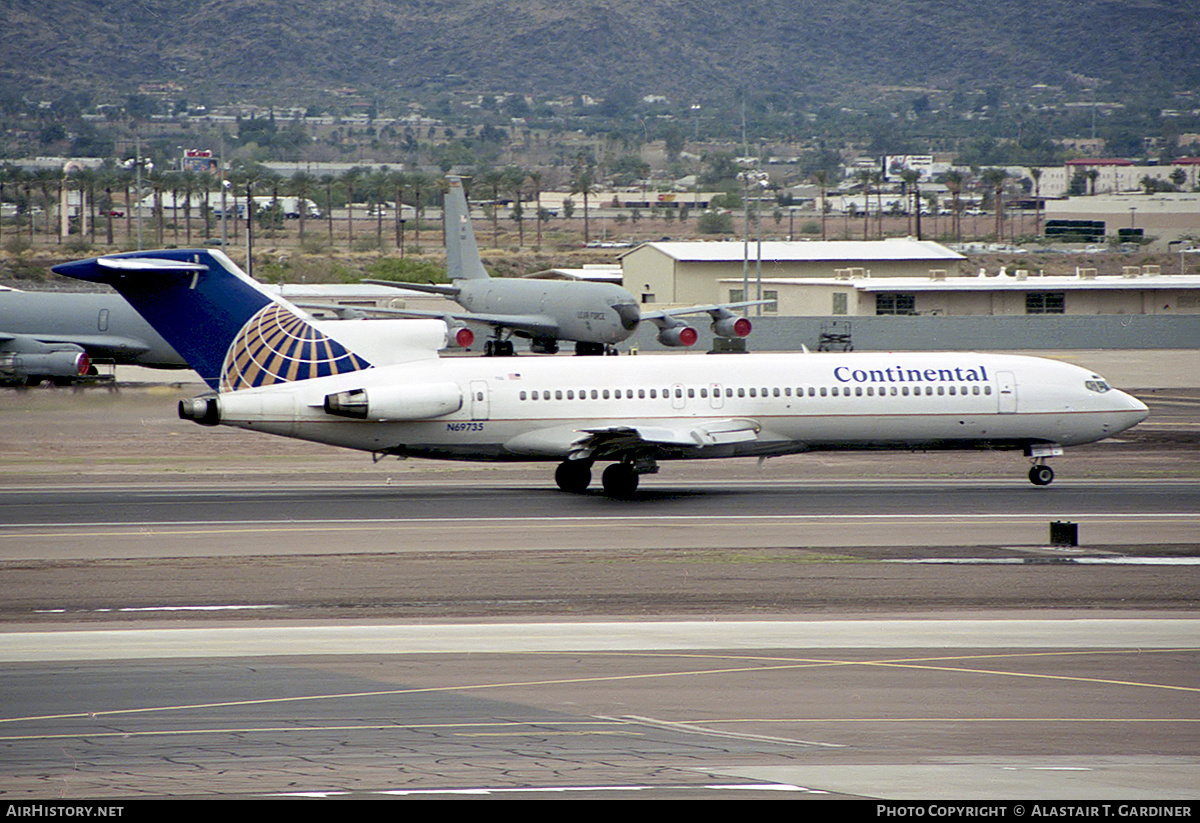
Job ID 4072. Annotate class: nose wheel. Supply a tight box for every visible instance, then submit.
[1028,464,1055,486]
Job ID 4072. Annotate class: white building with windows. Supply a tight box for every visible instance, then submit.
[716,269,1200,317]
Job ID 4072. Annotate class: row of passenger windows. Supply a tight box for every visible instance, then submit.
[518,384,994,401]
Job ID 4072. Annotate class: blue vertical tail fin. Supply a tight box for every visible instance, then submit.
[53,249,371,391]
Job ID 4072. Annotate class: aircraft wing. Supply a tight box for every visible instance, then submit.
[640,300,769,323]
[502,418,762,460]
[570,418,761,460]
[361,279,461,298]
[13,333,152,359]
[323,304,561,339]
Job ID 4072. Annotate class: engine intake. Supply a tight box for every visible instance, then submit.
[656,325,698,347]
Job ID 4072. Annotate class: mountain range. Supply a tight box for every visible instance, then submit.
[4,0,1198,108]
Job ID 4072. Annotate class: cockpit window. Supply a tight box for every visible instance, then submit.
[1084,379,1111,393]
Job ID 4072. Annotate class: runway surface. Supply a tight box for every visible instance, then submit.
[1,359,1197,800]
[2,477,1198,560]
[2,620,1198,800]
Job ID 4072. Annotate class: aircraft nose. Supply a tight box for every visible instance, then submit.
[1112,389,1150,428]
[613,302,641,331]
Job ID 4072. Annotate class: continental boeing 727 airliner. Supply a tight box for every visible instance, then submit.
[53,249,1149,497]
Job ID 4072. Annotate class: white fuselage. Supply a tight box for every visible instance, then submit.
[210,351,1149,463]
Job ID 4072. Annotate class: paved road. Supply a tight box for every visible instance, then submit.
[1,620,1197,800]
[2,477,1196,561]
[1,365,1196,800]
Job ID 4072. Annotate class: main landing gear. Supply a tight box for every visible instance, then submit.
[555,458,657,498]
[483,339,515,357]
[574,342,618,356]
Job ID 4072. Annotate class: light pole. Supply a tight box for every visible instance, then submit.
[122,137,153,250]
[220,179,230,249]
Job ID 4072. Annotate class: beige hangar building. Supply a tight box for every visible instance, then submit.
[619,240,1200,317]
[620,239,966,307]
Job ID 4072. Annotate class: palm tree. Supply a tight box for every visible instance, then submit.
[570,158,597,245]
[1030,167,1043,236]
[388,169,407,253]
[33,168,59,244]
[941,169,965,242]
[528,170,544,249]
[813,169,830,241]
[871,171,885,238]
[899,168,921,236]
[320,174,335,243]
[407,171,429,252]
[854,169,872,240]
[476,168,505,247]
[341,167,364,247]
[289,171,314,245]
[981,168,1009,241]
[503,166,527,247]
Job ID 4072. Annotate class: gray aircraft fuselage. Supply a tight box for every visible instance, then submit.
[0,290,186,368]
[455,278,641,345]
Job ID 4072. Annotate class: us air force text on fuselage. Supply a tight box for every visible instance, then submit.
[875,805,1194,819]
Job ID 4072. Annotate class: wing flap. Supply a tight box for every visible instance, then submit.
[573,418,761,458]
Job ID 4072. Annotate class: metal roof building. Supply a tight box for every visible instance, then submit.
[620,239,966,307]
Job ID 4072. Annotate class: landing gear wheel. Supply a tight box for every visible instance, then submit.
[601,463,639,498]
[555,461,592,493]
[1029,465,1054,486]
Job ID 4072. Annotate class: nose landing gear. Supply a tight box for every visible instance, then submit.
[1028,464,1055,486]
[1026,444,1063,486]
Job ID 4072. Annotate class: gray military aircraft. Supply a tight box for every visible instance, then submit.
[364,176,760,356]
[0,288,186,385]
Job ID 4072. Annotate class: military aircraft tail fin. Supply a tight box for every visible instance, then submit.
[444,176,490,281]
[53,249,372,391]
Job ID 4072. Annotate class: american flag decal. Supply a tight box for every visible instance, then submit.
[220,302,371,391]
